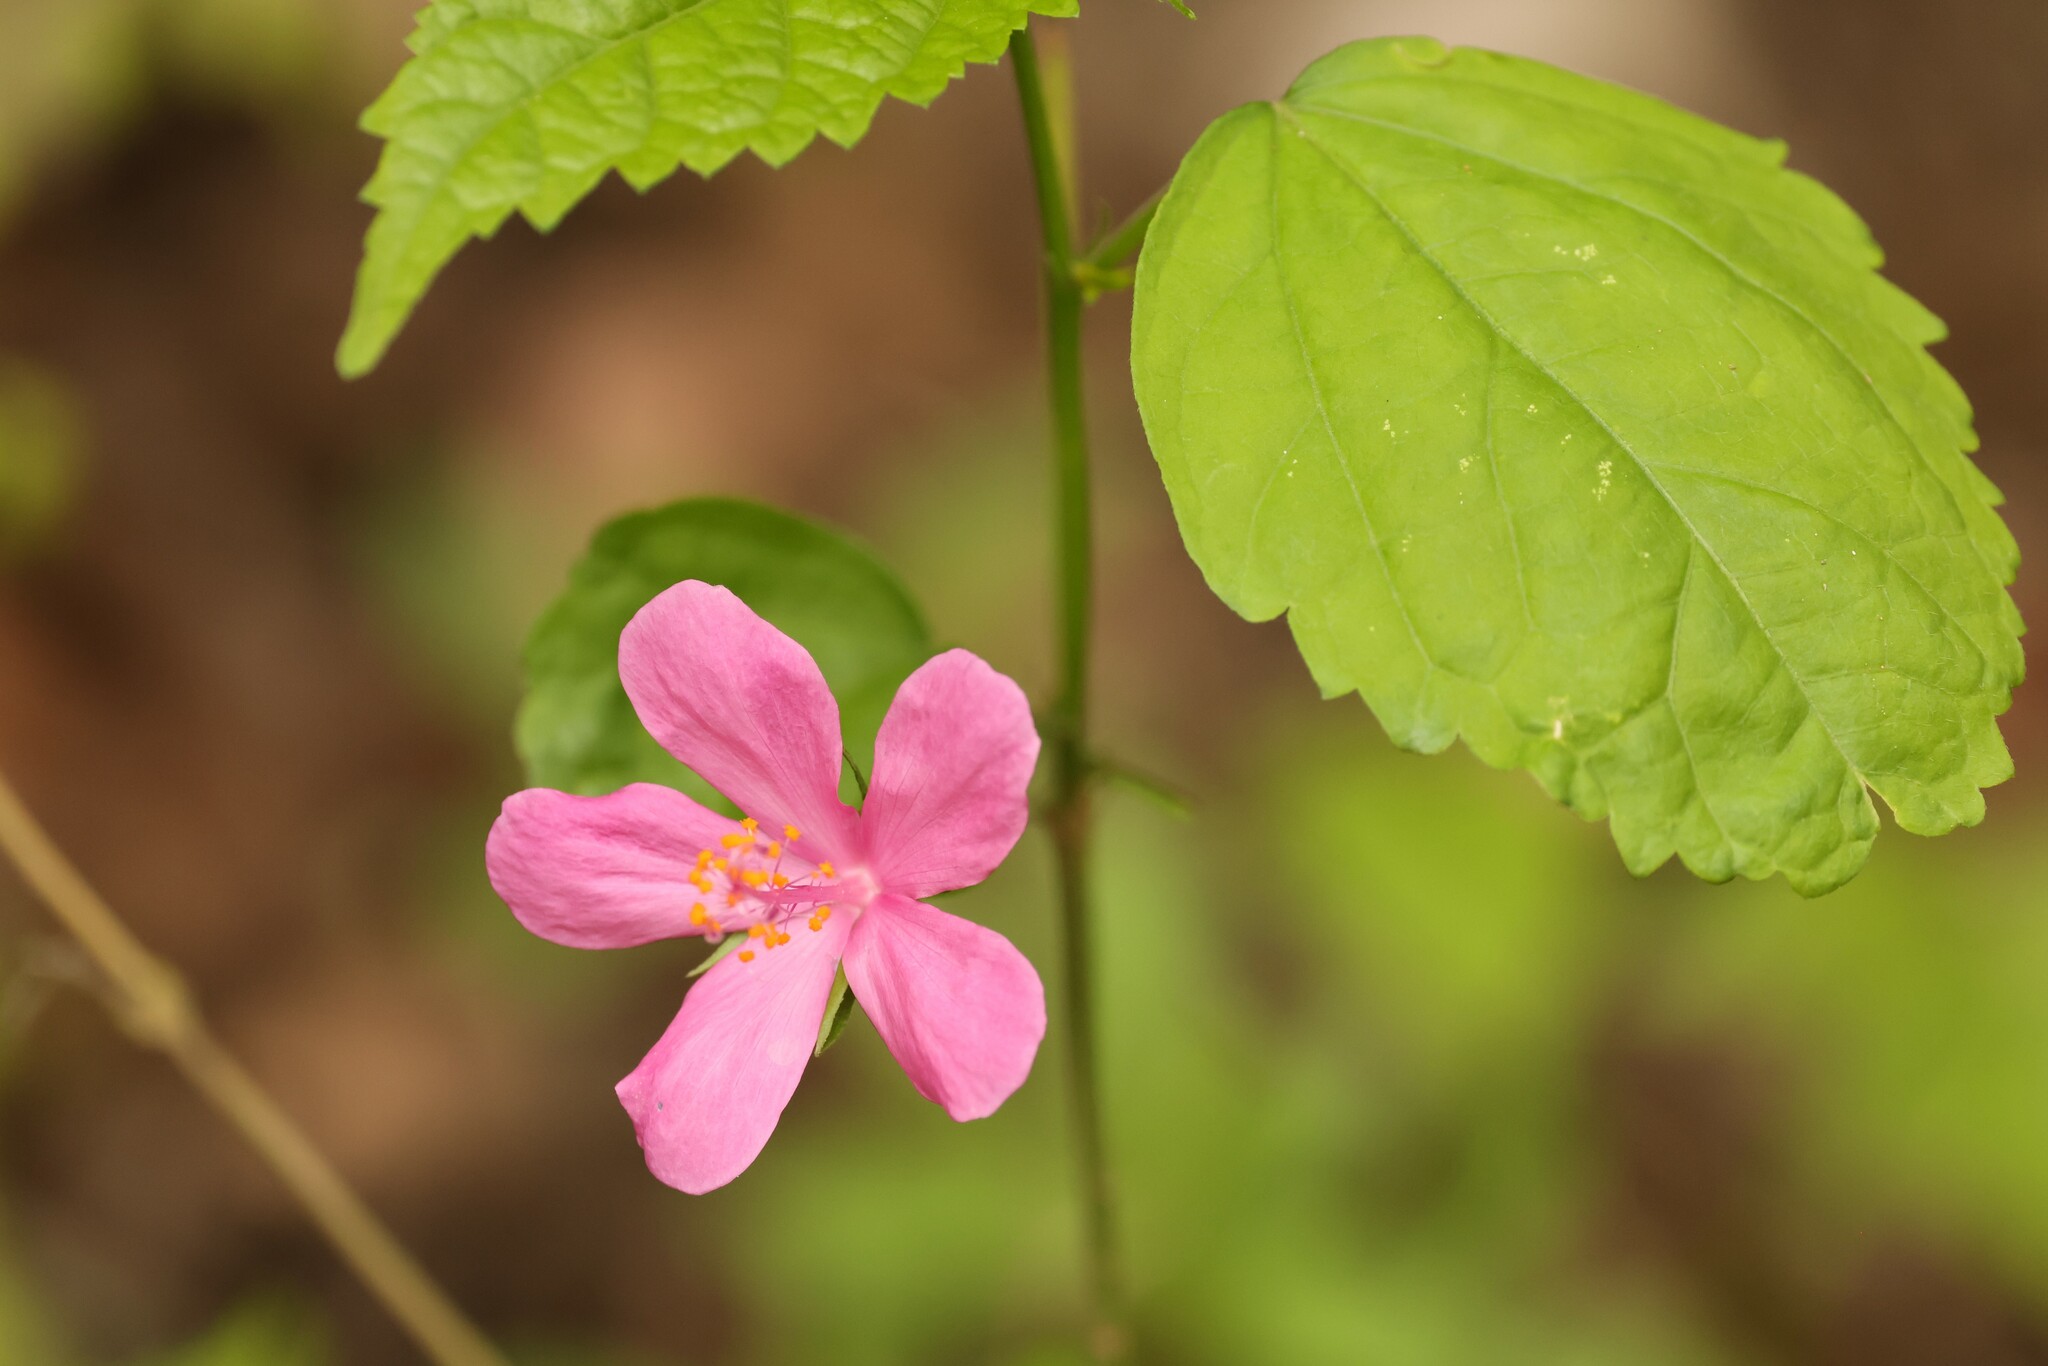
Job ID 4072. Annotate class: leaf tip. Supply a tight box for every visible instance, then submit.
[333,339,379,382]
[335,305,397,380]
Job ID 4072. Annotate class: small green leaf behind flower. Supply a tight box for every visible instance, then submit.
[688,933,747,979]
[814,966,858,1056]
[1131,37,2024,895]
[517,498,933,809]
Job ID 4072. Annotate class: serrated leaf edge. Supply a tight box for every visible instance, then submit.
[340,0,1076,375]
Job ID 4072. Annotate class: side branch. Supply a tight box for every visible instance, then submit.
[1074,186,1164,295]
[0,768,509,1366]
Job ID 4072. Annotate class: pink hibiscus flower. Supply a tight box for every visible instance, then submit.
[485,581,1046,1193]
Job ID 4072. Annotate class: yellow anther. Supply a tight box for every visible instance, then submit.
[740,869,767,888]
[695,849,713,867]
[818,861,835,878]
[775,932,791,946]
[720,833,750,849]
[747,924,766,939]
[689,873,710,892]
[741,817,759,833]
[689,905,708,927]
[783,825,800,841]
[766,841,781,859]
[707,918,723,934]
[773,873,790,888]
[817,905,832,920]
[739,949,755,963]
[807,917,823,932]
[727,893,740,907]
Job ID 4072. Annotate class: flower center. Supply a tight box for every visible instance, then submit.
[683,818,852,962]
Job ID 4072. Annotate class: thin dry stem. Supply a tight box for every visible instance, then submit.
[0,767,508,1366]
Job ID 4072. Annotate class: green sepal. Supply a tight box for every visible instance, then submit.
[688,934,747,979]
[814,966,860,1056]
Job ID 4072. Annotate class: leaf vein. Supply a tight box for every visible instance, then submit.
[1288,100,2004,616]
[1265,115,1442,688]
[1662,544,1745,863]
[1475,344,1536,632]
[1279,108,1864,786]
[1644,460,1989,673]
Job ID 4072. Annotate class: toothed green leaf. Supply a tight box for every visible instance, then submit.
[339,0,1077,375]
[1132,37,2024,895]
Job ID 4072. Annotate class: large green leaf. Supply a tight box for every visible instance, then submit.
[518,497,932,803]
[338,0,1076,376]
[1131,37,2023,895]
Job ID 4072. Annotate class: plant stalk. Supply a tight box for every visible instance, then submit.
[1010,24,1129,1363]
[0,767,509,1366]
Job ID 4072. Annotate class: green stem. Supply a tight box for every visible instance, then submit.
[1010,24,1129,1363]
[0,769,510,1366]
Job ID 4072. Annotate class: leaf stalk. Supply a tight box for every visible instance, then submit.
[1077,186,1164,280]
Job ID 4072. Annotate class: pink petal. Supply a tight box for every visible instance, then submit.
[615,912,850,1194]
[619,581,860,863]
[843,893,1045,1121]
[486,784,737,949]
[862,650,1039,899]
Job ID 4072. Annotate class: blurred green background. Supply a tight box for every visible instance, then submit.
[1,1,2044,1362]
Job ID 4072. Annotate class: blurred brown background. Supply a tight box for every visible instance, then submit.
[0,1,2044,1363]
